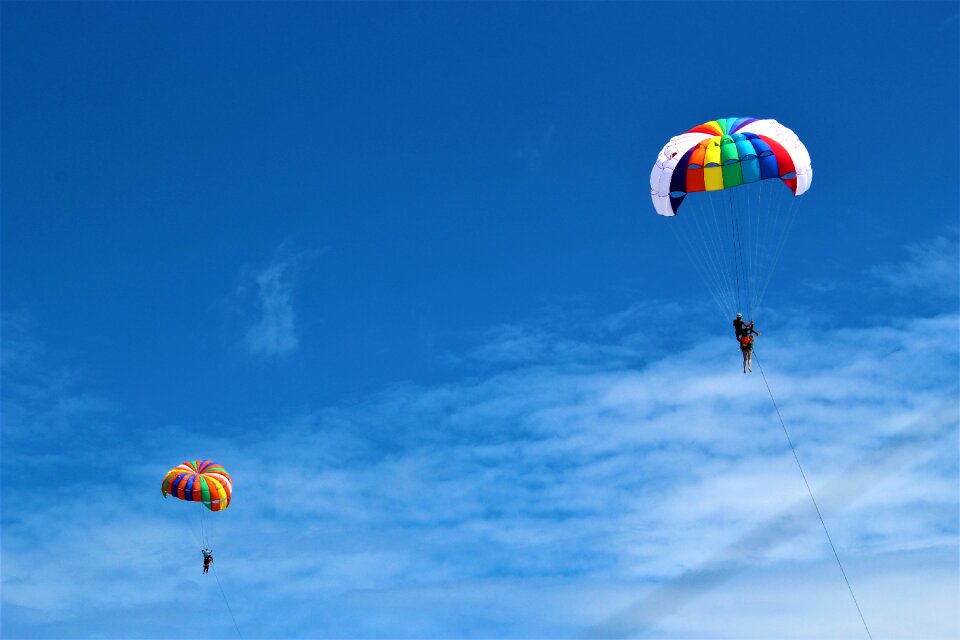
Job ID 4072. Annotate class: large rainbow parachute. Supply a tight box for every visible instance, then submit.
[650,117,812,217]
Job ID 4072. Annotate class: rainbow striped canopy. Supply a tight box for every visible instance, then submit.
[161,460,232,511]
[650,117,812,216]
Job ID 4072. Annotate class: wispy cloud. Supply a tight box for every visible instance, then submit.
[234,248,310,358]
[582,398,957,638]
[870,229,959,301]
[802,229,959,303]
[515,123,557,171]
[2,237,958,639]
[0,314,118,465]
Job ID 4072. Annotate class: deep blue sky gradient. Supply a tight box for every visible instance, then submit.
[4,2,956,428]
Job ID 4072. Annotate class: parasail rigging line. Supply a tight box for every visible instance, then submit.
[212,564,244,640]
[725,193,743,314]
[754,352,873,640]
[198,505,207,549]
[729,189,751,319]
[668,223,730,321]
[182,514,202,550]
[707,190,738,317]
[757,196,802,310]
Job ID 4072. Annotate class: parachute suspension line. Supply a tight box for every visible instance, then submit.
[752,183,769,313]
[727,190,753,318]
[678,210,719,302]
[753,182,798,314]
[683,200,721,314]
[725,193,742,314]
[751,180,764,314]
[734,193,749,316]
[195,504,203,548]
[758,193,803,309]
[668,223,730,320]
[761,180,780,308]
[678,194,734,319]
[707,191,739,316]
[211,565,244,640]
[720,191,742,318]
[705,193,738,320]
[690,198,736,318]
[198,504,208,549]
[731,190,749,317]
[757,188,783,310]
[200,503,214,549]
[669,225,721,318]
[756,179,778,310]
[754,353,874,640]
[723,193,744,314]
[669,208,730,319]
[742,184,756,320]
[729,189,751,319]
[749,184,762,317]
[757,199,785,309]
[182,512,202,550]
[737,191,750,317]
[668,180,804,323]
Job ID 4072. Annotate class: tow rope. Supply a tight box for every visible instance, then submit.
[755,352,873,640]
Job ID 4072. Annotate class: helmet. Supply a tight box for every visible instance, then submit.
[736,313,742,318]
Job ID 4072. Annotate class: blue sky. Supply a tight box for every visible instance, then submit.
[1,2,958,639]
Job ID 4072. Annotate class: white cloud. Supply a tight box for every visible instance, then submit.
[802,230,958,304]
[237,252,304,357]
[0,315,118,466]
[870,230,959,301]
[2,281,958,638]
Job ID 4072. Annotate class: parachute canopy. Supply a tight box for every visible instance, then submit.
[650,117,812,319]
[161,460,232,511]
[651,117,812,217]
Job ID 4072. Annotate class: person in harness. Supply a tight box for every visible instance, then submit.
[739,321,760,373]
[201,548,214,574]
[733,313,747,339]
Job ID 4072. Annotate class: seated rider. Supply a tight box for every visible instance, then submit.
[739,321,760,373]
[733,313,746,338]
[201,548,214,574]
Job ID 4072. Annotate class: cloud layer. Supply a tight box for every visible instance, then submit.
[2,241,958,639]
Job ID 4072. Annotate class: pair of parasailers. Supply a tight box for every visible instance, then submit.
[733,313,761,373]
[201,547,214,574]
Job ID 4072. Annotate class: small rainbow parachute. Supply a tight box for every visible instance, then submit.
[161,460,232,511]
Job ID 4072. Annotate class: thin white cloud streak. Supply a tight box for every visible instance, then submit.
[238,253,303,357]
[2,238,958,638]
[515,122,557,171]
[581,398,957,638]
[869,230,959,301]
[804,230,958,303]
